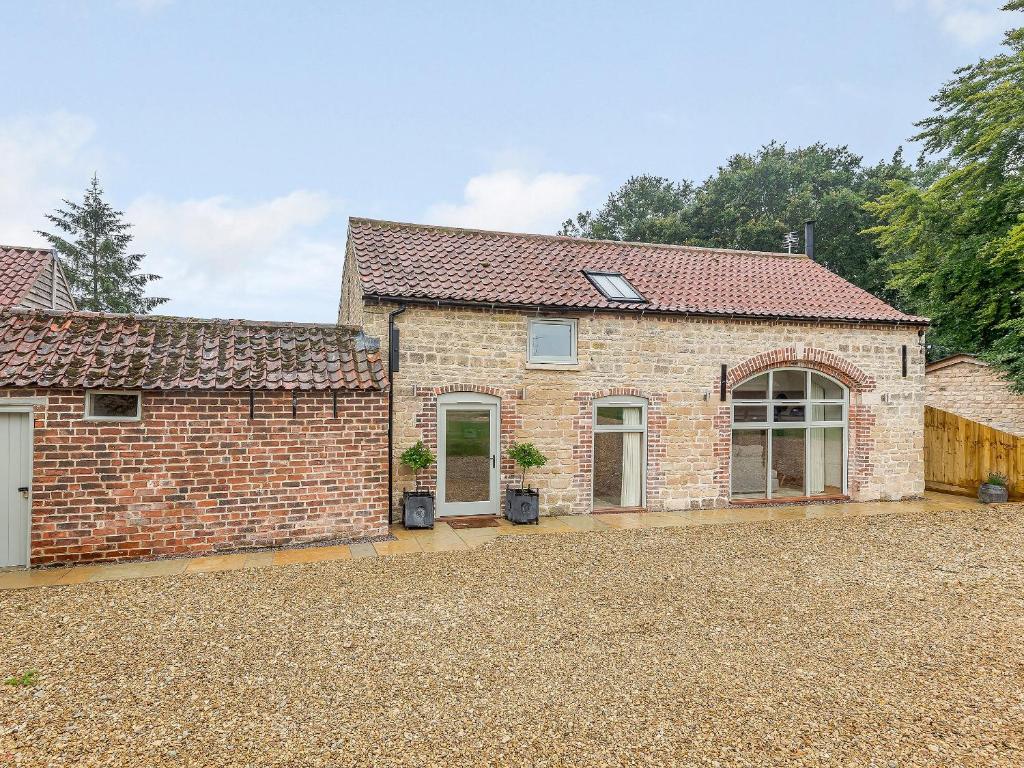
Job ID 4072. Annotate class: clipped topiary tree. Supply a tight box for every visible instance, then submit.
[505,442,548,525]
[399,440,436,491]
[507,442,548,489]
[400,440,437,529]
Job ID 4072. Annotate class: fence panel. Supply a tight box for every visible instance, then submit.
[924,406,1023,499]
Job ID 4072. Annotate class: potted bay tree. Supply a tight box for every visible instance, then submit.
[505,442,548,525]
[401,440,436,528]
[979,472,1009,504]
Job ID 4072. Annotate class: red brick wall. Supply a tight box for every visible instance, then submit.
[1,388,388,565]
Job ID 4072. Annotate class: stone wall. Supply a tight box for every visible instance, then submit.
[926,357,1024,436]
[2,388,388,565]
[346,296,925,515]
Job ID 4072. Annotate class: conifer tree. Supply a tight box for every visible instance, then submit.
[38,174,167,313]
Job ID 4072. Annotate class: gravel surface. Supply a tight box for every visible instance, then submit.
[2,509,1023,767]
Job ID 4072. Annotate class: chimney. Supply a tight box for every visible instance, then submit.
[804,220,815,260]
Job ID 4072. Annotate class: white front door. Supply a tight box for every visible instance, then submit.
[1,411,32,568]
[437,394,500,517]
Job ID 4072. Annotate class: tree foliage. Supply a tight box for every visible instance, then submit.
[560,176,694,243]
[507,442,548,488]
[866,1,1024,389]
[38,174,167,313]
[400,440,436,491]
[561,144,922,301]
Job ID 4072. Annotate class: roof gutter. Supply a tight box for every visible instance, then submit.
[363,293,930,329]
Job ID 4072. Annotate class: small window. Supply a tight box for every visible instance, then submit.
[528,318,577,364]
[583,271,646,302]
[85,391,142,420]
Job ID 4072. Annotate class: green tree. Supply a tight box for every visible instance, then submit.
[865,2,1024,388]
[559,175,695,243]
[689,142,916,298]
[559,144,919,301]
[38,174,167,313]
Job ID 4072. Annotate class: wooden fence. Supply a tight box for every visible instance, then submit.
[925,406,1023,499]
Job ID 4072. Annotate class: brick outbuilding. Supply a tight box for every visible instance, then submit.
[0,309,389,567]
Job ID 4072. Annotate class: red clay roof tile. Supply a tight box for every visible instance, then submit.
[348,218,927,325]
[0,309,387,391]
[0,246,52,307]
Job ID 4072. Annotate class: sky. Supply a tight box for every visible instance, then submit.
[0,0,1013,322]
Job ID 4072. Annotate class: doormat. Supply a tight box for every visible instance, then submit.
[444,516,501,529]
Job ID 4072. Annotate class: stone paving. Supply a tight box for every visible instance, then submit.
[0,492,989,590]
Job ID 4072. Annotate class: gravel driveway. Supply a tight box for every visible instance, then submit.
[2,509,1023,767]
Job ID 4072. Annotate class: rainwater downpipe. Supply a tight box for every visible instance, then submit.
[386,305,407,526]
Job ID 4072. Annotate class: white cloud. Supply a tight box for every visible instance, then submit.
[903,0,1007,46]
[0,111,345,322]
[128,192,345,321]
[0,112,99,246]
[425,169,595,233]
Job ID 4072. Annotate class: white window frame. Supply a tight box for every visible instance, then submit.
[592,395,648,510]
[527,318,578,365]
[84,390,143,422]
[729,368,848,500]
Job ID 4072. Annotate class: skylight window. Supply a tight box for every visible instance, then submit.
[584,271,646,303]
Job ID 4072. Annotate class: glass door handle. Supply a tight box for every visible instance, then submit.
[491,455,496,468]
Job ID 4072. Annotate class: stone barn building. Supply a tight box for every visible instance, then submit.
[340,218,930,519]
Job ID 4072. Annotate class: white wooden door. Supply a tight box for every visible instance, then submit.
[1,411,32,568]
[437,395,500,517]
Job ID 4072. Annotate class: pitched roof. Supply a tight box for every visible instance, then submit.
[0,309,386,391]
[926,354,987,374]
[348,218,927,325]
[0,246,75,310]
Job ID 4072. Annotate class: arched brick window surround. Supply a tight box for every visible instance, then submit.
[411,384,523,494]
[715,348,877,502]
[571,387,666,515]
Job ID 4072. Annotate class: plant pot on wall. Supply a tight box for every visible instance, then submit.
[506,487,539,525]
[403,490,435,529]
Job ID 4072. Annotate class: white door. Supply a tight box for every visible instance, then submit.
[1,411,32,568]
[437,394,500,517]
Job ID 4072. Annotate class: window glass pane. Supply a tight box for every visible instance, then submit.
[772,370,806,400]
[88,393,140,418]
[591,274,618,296]
[596,406,643,426]
[589,272,643,301]
[773,404,806,423]
[731,430,768,498]
[772,428,806,498]
[444,410,491,503]
[530,321,573,360]
[594,431,643,508]
[734,373,768,400]
[809,427,844,495]
[607,275,641,300]
[733,405,767,423]
[812,403,843,421]
[810,373,844,400]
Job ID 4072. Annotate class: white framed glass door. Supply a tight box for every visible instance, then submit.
[437,394,500,516]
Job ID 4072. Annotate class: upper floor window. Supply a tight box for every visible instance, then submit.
[528,318,577,365]
[85,391,142,421]
[583,270,646,302]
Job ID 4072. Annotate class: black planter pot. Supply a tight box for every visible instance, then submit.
[978,482,1009,504]
[403,490,435,529]
[506,487,540,525]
